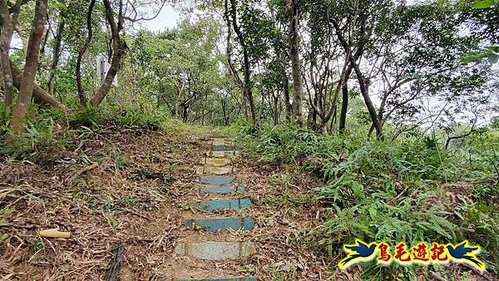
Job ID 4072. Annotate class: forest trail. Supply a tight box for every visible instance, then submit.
[165,137,257,280]
[0,130,328,280]
[158,135,329,280]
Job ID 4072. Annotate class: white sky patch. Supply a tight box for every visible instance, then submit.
[141,4,180,32]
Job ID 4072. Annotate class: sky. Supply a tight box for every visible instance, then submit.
[141,4,181,32]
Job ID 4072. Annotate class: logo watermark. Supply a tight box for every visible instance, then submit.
[338,240,485,271]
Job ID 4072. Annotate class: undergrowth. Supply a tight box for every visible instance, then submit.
[233,120,498,279]
[0,95,207,162]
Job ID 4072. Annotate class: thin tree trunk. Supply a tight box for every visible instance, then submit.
[228,0,257,126]
[339,63,356,133]
[39,22,50,64]
[47,15,65,96]
[76,0,96,106]
[332,20,383,139]
[273,94,279,125]
[182,102,188,122]
[285,0,303,122]
[91,0,125,107]
[283,76,292,121]
[0,0,16,109]
[11,0,47,133]
[339,79,349,133]
[309,90,318,129]
[223,1,242,95]
[201,91,207,125]
[221,97,228,125]
[352,64,383,139]
[340,48,383,139]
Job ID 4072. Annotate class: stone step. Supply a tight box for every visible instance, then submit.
[175,277,257,281]
[195,198,253,212]
[199,176,235,185]
[212,138,234,146]
[196,166,235,176]
[184,217,255,232]
[207,151,239,158]
[201,158,232,167]
[174,241,256,261]
[199,186,245,194]
[211,145,240,152]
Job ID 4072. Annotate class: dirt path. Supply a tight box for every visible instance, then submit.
[0,130,329,280]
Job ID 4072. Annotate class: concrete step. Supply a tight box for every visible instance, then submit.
[184,217,254,232]
[211,145,240,152]
[199,176,235,185]
[195,198,253,212]
[196,166,235,176]
[174,241,256,261]
[212,138,234,146]
[199,186,245,194]
[201,158,232,167]
[207,151,239,158]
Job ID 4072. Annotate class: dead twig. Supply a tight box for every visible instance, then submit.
[66,162,99,185]
[104,243,125,281]
[125,208,150,221]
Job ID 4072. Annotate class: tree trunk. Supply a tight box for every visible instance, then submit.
[76,0,96,106]
[91,0,125,107]
[339,79,349,133]
[352,64,383,139]
[182,101,188,122]
[47,16,65,96]
[273,94,279,125]
[10,59,67,110]
[221,97,228,125]
[308,90,318,129]
[228,0,257,126]
[285,0,303,122]
[11,0,47,133]
[39,23,50,64]
[0,0,16,109]
[332,19,383,139]
[283,76,292,121]
[338,63,356,133]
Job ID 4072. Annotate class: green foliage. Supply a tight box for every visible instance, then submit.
[68,95,169,131]
[467,128,499,180]
[69,107,104,129]
[123,19,235,125]
[0,95,195,161]
[1,106,70,161]
[462,45,499,64]
[236,122,499,277]
[472,0,497,9]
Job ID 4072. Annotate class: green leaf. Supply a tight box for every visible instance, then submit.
[472,0,495,9]
[368,207,378,221]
